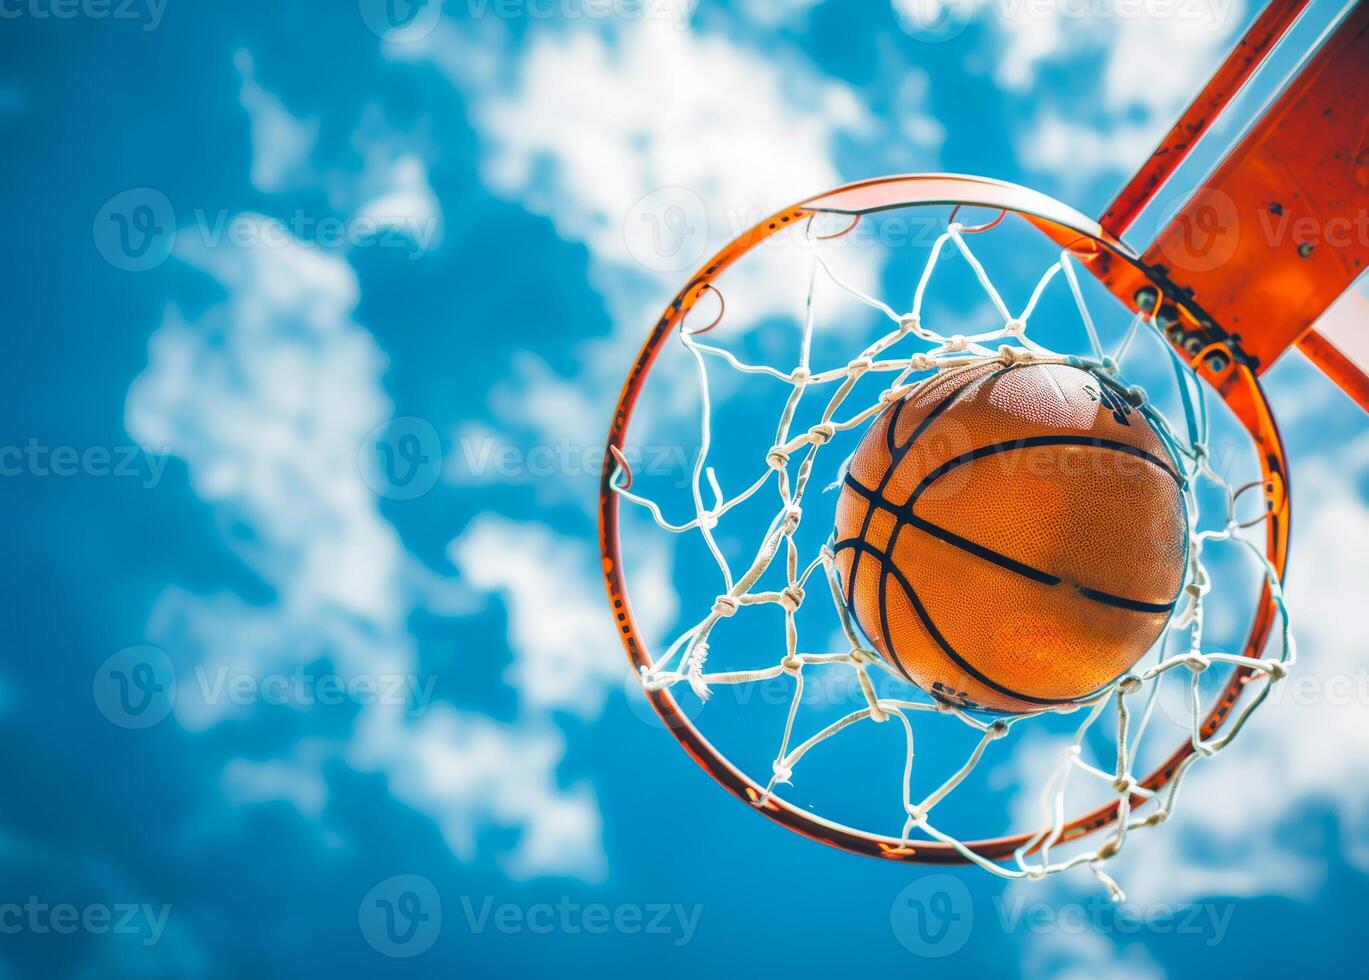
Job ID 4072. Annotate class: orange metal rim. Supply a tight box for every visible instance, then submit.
[599,175,1291,864]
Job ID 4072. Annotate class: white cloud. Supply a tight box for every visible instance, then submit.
[737,0,824,30]
[962,0,1249,186]
[126,215,602,878]
[450,513,677,718]
[1018,919,1165,980]
[388,12,897,510]
[331,106,443,253]
[235,50,319,193]
[127,220,406,632]
[356,704,606,881]
[985,3,1069,92]
[223,749,330,820]
[1013,111,1167,194]
[464,18,868,287]
[235,52,441,252]
[353,154,440,243]
[491,351,605,457]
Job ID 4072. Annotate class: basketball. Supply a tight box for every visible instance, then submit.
[833,361,1188,714]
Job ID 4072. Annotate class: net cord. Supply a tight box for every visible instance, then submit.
[611,220,1294,899]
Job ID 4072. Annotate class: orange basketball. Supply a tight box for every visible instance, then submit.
[833,361,1188,714]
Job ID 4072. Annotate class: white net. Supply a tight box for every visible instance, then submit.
[609,211,1294,899]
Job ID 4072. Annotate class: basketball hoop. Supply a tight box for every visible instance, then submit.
[599,174,1292,899]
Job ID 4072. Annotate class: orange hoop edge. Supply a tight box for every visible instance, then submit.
[598,175,1291,864]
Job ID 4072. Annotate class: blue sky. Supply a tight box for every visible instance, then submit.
[2,0,1368,977]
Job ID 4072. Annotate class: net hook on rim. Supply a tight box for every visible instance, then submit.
[609,444,634,491]
[681,283,725,336]
[948,205,1007,234]
[1231,475,1284,528]
[806,212,861,241]
[1060,235,1103,260]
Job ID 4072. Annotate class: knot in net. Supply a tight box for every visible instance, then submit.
[608,197,1294,899]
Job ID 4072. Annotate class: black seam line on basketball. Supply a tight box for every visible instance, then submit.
[842,487,1180,609]
[883,393,909,456]
[882,523,913,683]
[855,389,914,609]
[846,363,1012,508]
[860,361,1010,570]
[846,468,891,607]
[850,399,909,608]
[854,359,1023,598]
[850,394,918,609]
[832,536,931,686]
[1076,587,1177,614]
[901,512,1061,585]
[830,538,1078,706]
[843,468,1056,588]
[844,475,1060,583]
[886,363,1012,466]
[853,396,913,605]
[878,567,914,684]
[907,435,1185,511]
[831,536,917,684]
